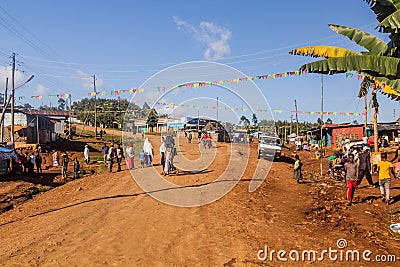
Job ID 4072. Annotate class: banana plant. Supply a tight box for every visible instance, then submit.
[290,0,400,151]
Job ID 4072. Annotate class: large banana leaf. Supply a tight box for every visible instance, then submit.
[373,77,400,99]
[379,9,400,32]
[289,46,360,58]
[328,24,388,55]
[300,55,400,79]
[360,75,400,100]
[364,0,398,22]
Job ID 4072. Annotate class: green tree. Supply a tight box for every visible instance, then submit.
[326,118,333,124]
[290,0,400,151]
[240,115,250,126]
[252,113,258,126]
[146,108,158,132]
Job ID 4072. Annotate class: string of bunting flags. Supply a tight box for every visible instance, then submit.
[16,94,71,100]
[89,70,363,95]
[17,70,366,99]
[153,102,365,116]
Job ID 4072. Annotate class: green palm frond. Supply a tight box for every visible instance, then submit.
[300,55,400,79]
[364,0,399,21]
[328,24,388,55]
[379,9,400,32]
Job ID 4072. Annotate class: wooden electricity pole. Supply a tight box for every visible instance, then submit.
[364,94,368,136]
[1,78,8,142]
[10,53,15,146]
[294,99,299,136]
[92,75,97,138]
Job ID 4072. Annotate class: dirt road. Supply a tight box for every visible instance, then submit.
[1,134,400,266]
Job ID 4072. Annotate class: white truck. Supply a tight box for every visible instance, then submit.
[258,135,282,160]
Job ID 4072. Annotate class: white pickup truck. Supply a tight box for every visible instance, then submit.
[258,135,282,159]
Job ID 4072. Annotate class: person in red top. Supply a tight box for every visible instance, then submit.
[367,135,375,152]
[207,134,212,149]
[201,132,207,148]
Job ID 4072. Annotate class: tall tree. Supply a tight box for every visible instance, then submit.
[146,108,158,132]
[240,115,250,126]
[252,113,258,126]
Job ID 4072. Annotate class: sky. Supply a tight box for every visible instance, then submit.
[0,0,398,124]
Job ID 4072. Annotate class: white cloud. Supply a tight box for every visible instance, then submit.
[0,66,25,88]
[35,84,50,95]
[76,70,104,88]
[173,16,232,60]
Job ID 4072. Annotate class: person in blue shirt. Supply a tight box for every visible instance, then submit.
[139,149,145,168]
[102,143,109,164]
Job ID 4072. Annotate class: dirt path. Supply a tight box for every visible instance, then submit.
[1,135,400,266]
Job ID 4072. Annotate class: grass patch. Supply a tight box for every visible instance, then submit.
[36,185,54,192]
[96,164,107,173]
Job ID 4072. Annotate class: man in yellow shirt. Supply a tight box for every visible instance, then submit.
[377,153,396,205]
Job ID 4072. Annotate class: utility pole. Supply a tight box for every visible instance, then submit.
[394,109,396,120]
[216,96,219,123]
[1,78,8,142]
[294,99,299,136]
[10,53,15,147]
[69,95,72,139]
[92,75,97,138]
[290,115,293,135]
[364,95,368,136]
[36,114,39,144]
[197,109,200,132]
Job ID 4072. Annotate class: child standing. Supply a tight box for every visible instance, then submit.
[344,154,358,206]
[139,149,145,168]
[377,153,396,205]
[294,154,303,184]
[116,144,124,172]
[393,158,400,179]
[73,158,80,179]
[164,148,172,175]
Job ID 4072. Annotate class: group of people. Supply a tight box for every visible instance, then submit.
[184,130,213,149]
[18,150,43,175]
[52,150,74,178]
[295,142,400,206]
[327,144,400,206]
[344,151,399,205]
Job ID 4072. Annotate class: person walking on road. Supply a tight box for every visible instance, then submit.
[357,146,375,188]
[35,151,42,174]
[377,153,396,205]
[160,137,166,173]
[73,158,80,179]
[293,154,303,184]
[116,144,124,172]
[102,143,109,164]
[125,143,135,170]
[344,154,358,206]
[107,143,115,173]
[143,138,153,167]
[61,151,69,178]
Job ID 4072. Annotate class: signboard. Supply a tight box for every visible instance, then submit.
[3,113,27,127]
